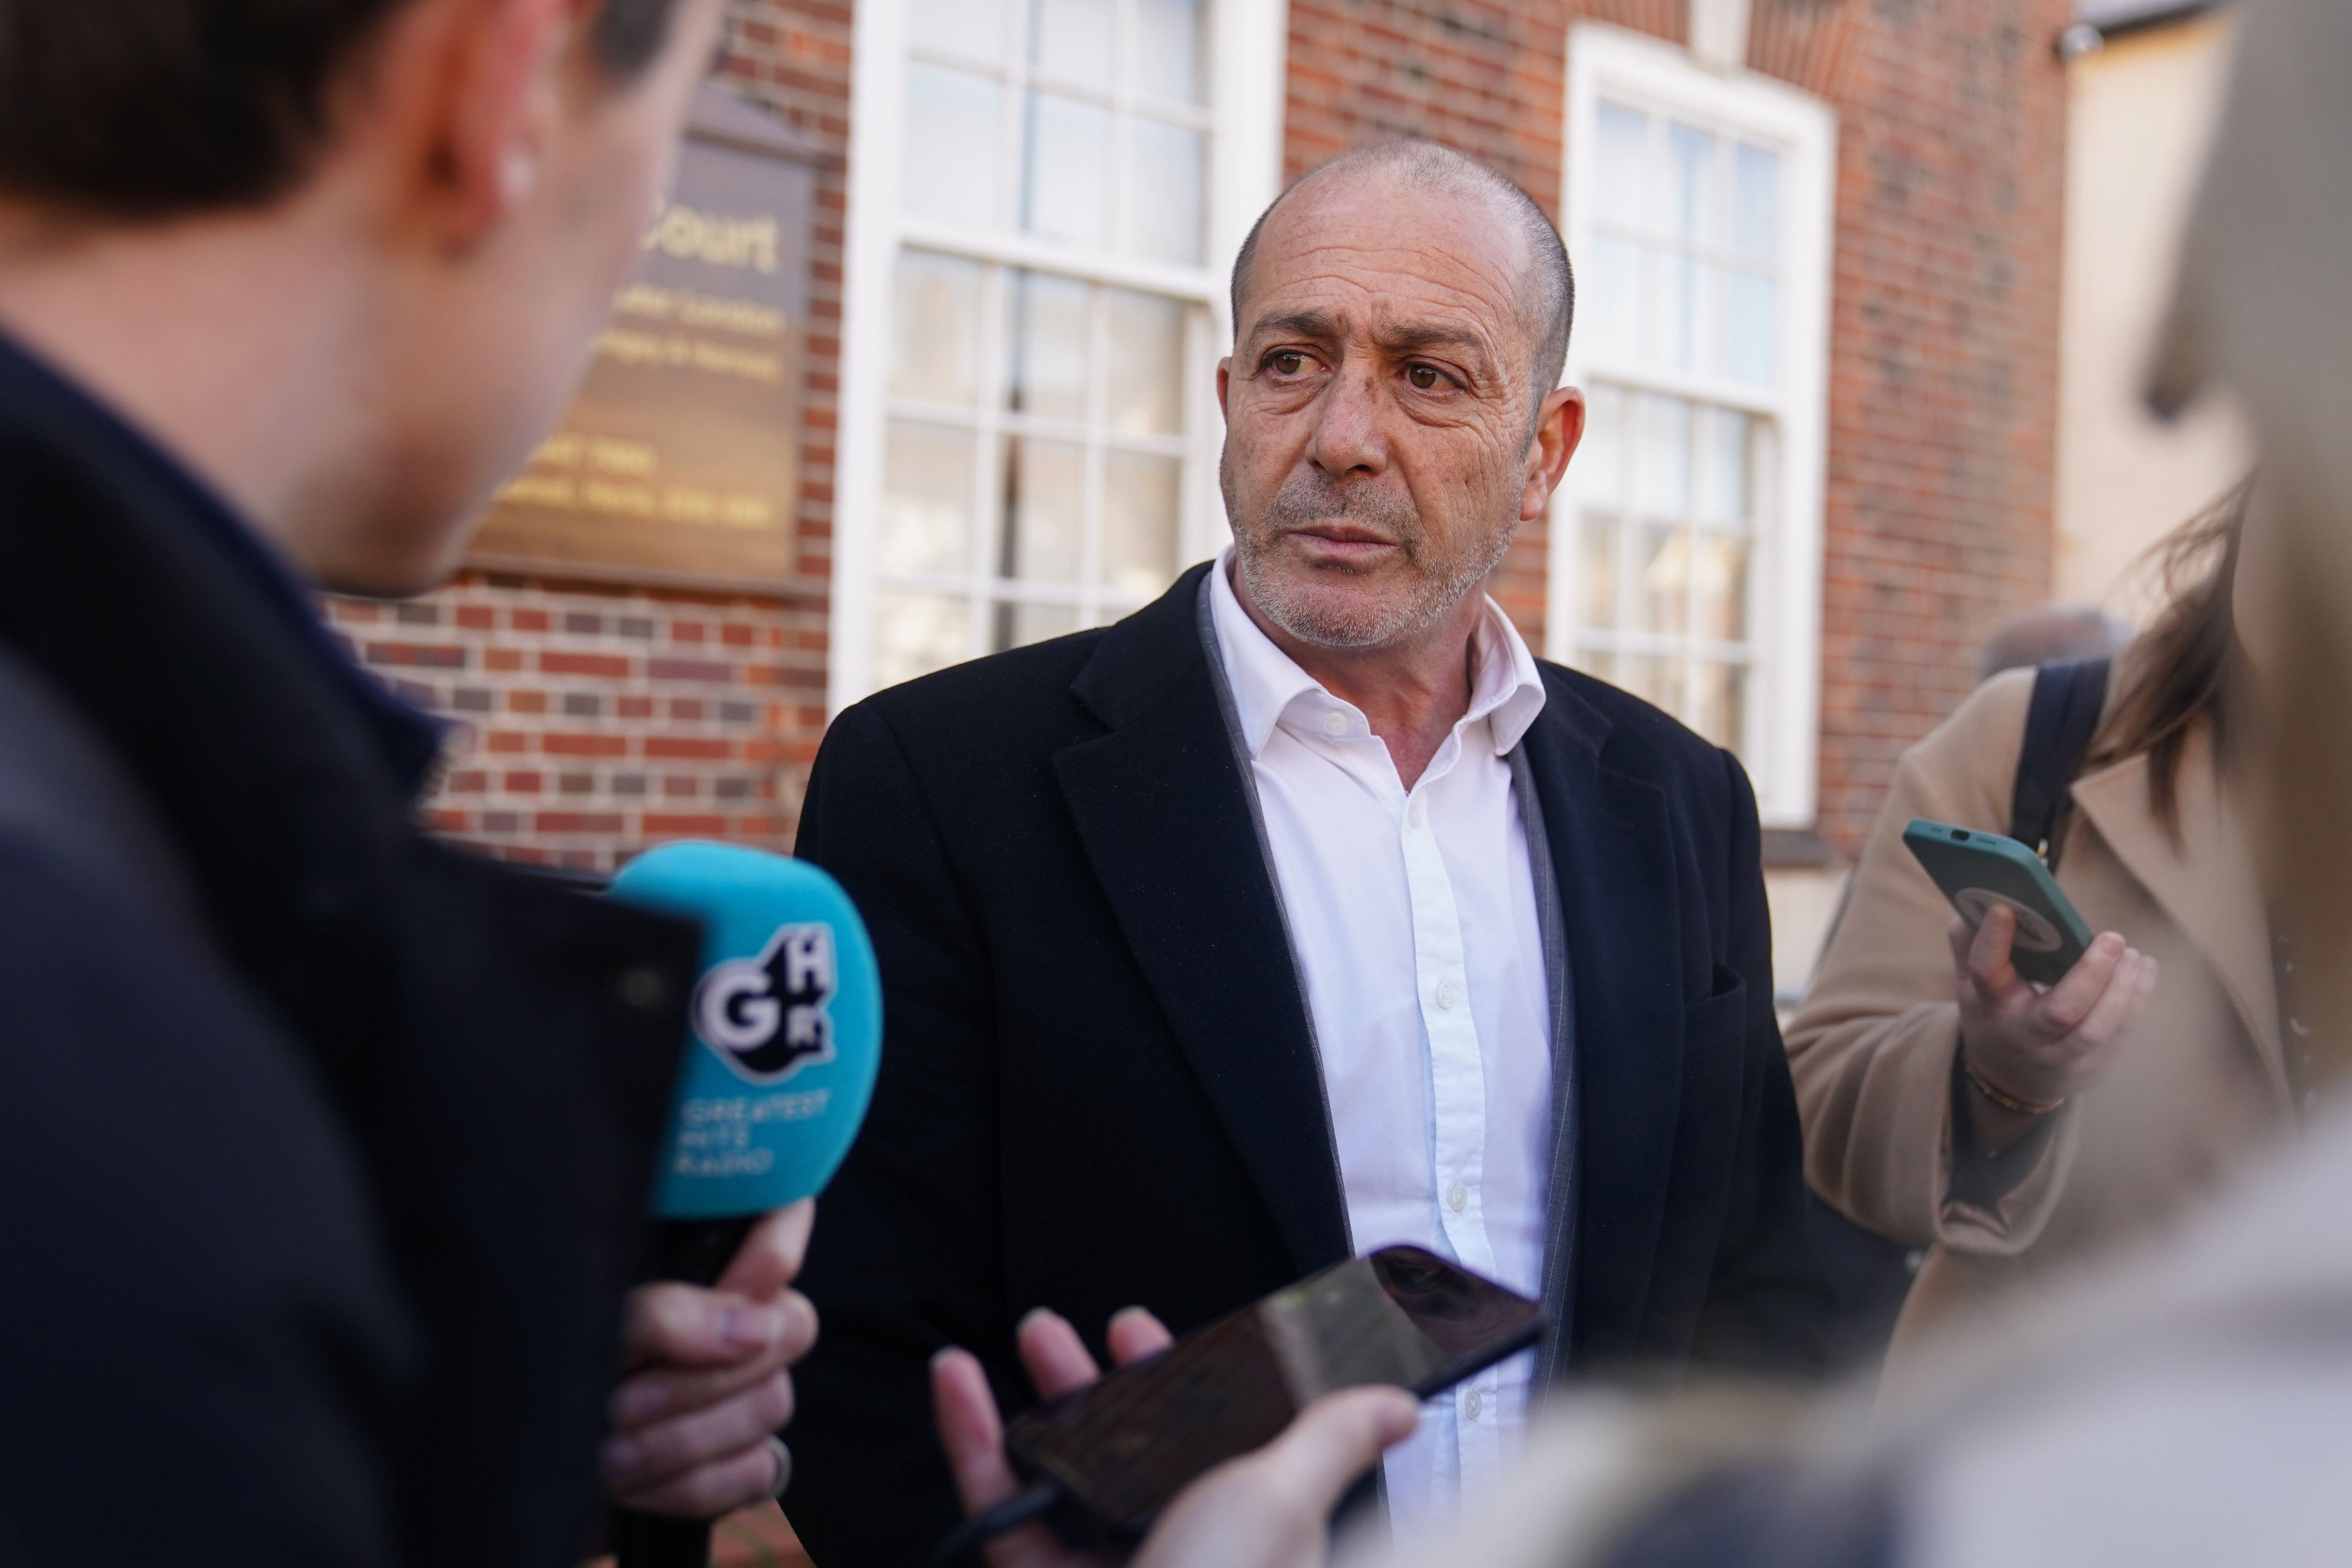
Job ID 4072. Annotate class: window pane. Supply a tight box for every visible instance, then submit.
[1580,384,1624,505]
[1001,436,1084,583]
[1575,647,1618,686]
[1585,237,1640,363]
[1579,515,1618,631]
[1024,93,1110,248]
[912,0,1008,62]
[1136,0,1206,104]
[1623,653,1684,715]
[1597,102,1647,227]
[1732,144,1778,258]
[1724,270,1774,384]
[1031,0,1113,83]
[880,421,976,575]
[1128,119,1206,263]
[1632,393,1690,516]
[1696,406,1750,520]
[1008,270,1090,421]
[1662,250,1700,372]
[1691,660,1747,750]
[891,251,984,405]
[996,600,1081,651]
[1692,533,1749,641]
[904,65,1003,228]
[875,591,971,687]
[1105,289,1186,433]
[1103,449,1182,595]
[1669,123,1716,243]
[1637,525,1690,636]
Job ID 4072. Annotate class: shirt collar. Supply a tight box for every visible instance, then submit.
[1206,546,1547,759]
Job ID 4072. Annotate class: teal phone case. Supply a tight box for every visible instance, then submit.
[1901,818,2095,987]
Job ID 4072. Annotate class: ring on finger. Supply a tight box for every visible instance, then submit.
[764,1435,793,1500]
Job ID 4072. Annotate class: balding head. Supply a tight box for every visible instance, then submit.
[1232,142,1575,410]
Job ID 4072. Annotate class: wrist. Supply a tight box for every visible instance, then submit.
[1958,1049,2066,1117]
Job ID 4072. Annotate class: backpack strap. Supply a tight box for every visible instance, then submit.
[2009,656,2111,863]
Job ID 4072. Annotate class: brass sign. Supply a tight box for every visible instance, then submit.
[467,87,816,587]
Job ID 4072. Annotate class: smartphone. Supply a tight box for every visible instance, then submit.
[1903,818,2095,987]
[1004,1245,1544,1540]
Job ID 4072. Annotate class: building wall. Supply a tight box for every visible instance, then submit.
[380,0,2068,950]
[2054,10,2250,623]
[349,0,854,873]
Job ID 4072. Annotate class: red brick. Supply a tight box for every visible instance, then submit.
[644,813,730,836]
[535,812,625,834]
[544,732,629,757]
[647,737,732,760]
[649,657,735,683]
[542,651,631,679]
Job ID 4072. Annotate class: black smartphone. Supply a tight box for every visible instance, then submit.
[1003,1245,1544,1540]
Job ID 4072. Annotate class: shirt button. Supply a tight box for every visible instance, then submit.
[1434,980,1455,1011]
[1447,1182,1469,1212]
[1321,710,1348,737]
[1463,1388,1483,1421]
[1406,797,1425,829]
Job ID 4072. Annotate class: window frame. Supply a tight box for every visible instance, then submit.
[831,0,1288,712]
[1556,23,1835,829]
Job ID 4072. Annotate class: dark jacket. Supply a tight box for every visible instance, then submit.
[788,562,1830,1567]
[0,335,697,1567]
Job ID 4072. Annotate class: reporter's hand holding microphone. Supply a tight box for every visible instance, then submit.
[598,840,1422,1568]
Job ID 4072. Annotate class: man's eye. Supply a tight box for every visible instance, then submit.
[1407,365,1444,390]
[1270,351,1308,375]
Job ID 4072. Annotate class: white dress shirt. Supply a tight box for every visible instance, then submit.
[1206,552,1554,1538]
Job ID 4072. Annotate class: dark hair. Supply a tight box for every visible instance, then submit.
[2080,476,2252,836]
[0,0,683,218]
[1229,141,1575,413]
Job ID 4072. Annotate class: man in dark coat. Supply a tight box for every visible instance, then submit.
[789,143,1832,1565]
[0,1,811,1562]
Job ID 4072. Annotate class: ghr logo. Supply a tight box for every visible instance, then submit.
[692,923,837,1084]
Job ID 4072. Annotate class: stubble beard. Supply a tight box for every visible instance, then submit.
[1225,462,1515,651]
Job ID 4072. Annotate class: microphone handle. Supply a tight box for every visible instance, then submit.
[612,1214,762,1568]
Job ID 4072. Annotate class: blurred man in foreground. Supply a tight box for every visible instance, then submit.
[0,2,817,1560]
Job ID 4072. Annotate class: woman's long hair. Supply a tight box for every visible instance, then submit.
[2079,477,2251,836]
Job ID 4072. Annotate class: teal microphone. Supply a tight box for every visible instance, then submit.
[605,841,883,1567]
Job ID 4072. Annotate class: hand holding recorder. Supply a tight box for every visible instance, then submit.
[932,1309,1418,1568]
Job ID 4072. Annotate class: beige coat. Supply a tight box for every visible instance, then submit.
[1786,664,2293,1365]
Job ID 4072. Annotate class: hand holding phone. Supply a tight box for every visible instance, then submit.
[1904,819,2159,1113]
[931,1307,1418,1568]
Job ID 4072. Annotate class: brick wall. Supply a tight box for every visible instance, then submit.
[1280,0,2068,857]
[360,0,852,871]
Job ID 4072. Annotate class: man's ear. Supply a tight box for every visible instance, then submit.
[1521,385,1585,522]
[1217,356,1232,428]
[401,0,581,250]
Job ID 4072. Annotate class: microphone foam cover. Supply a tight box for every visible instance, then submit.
[609,841,882,1219]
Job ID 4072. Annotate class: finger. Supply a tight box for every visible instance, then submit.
[2072,948,2155,1051]
[609,1295,813,1429]
[716,1199,816,1300]
[1965,902,2023,997]
[608,1433,785,1519]
[1946,914,1975,972]
[601,1367,794,1494]
[930,1347,1017,1516]
[1106,1306,1173,1367]
[2040,931,2128,1034]
[1249,1386,1420,1502]
[1014,1308,1102,1401]
[621,1282,805,1372]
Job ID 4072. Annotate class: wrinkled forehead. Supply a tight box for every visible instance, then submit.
[1238,174,1539,365]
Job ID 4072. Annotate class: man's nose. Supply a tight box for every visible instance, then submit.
[1304,362,1389,479]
